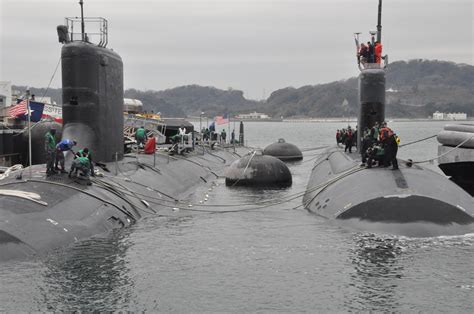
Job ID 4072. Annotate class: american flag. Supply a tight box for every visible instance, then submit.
[215,114,229,125]
[8,100,28,118]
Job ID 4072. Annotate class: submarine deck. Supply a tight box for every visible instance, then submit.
[0,146,252,261]
[303,146,474,225]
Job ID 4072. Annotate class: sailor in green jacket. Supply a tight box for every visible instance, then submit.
[135,126,146,148]
[75,147,95,176]
[44,128,57,176]
[69,156,91,179]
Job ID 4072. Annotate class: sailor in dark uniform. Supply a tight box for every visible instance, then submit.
[386,134,399,170]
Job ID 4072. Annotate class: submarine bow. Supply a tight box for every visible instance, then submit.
[303,151,474,225]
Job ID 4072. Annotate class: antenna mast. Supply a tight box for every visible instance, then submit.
[79,0,85,41]
[377,0,382,43]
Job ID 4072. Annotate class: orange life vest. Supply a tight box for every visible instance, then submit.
[379,127,393,141]
[375,43,382,63]
[144,137,156,154]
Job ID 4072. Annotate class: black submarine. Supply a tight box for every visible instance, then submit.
[0,3,250,261]
[303,0,474,233]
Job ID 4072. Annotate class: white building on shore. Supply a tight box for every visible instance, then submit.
[236,112,270,120]
[433,111,467,120]
[447,112,468,120]
[433,111,445,120]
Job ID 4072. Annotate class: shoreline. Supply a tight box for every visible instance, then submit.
[282,118,474,123]
[187,117,473,123]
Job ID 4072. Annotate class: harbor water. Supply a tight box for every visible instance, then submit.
[1,121,473,311]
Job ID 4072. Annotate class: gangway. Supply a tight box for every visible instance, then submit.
[124,116,167,144]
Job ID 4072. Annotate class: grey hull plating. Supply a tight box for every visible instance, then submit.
[225,154,292,187]
[0,148,248,261]
[303,148,474,227]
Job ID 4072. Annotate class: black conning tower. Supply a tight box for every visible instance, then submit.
[57,5,123,162]
[358,69,385,138]
[357,0,386,147]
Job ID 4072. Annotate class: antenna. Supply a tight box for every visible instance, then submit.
[369,30,377,45]
[79,0,85,41]
[377,0,382,43]
[354,32,362,66]
[354,32,362,46]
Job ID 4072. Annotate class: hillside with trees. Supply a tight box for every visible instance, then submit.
[264,60,474,118]
[13,59,473,119]
[126,85,261,118]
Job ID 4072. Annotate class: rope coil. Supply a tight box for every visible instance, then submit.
[0,164,23,180]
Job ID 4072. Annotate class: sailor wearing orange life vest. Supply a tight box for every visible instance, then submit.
[374,41,382,64]
[378,124,393,142]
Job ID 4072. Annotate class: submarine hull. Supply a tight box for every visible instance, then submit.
[303,1,474,235]
[0,148,247,261]
[0,9,253,262]
[303,149,474,230]
[437,124,474,196]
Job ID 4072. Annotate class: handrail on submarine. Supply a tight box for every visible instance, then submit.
[63,16,109,47]
[357,57,389,72]
[57,5,108,47]
[54,0,109,47]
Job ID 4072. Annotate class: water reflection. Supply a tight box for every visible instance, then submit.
[39,229,135,311]
[347,233,404,311]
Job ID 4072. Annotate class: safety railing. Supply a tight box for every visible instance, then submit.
[65,17,108,47]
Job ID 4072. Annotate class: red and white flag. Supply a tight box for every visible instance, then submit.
[8,100,28,118]
[42,104,63,123]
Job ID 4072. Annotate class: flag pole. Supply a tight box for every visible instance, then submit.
[233,119,236,149]
[227,113,230,146]
[26,89,32,178]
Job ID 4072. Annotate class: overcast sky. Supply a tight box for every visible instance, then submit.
[0,0,472,100]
